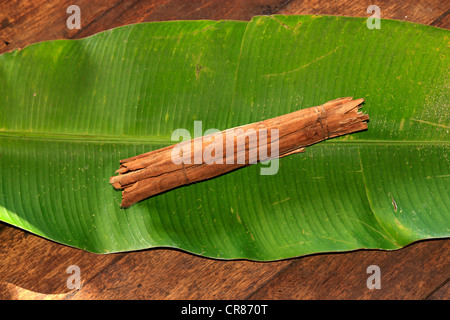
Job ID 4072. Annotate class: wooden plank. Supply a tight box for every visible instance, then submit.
[247,240,450,299]
[0,0,117,54]
[0,0,291,54]
[0,224,291,300]
[2,0,447,54]
[1,221,448,299]
[67,249,291,300]
[279,0,449,26]
[0,225,122,299]
[430,9,450,29]
[425,280,449,300]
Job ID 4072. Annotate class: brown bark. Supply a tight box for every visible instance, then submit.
[110,97,369,207]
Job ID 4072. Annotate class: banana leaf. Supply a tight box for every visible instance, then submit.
[0,15,448,260]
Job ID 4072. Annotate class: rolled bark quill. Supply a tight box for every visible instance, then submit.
[110,97,369,207]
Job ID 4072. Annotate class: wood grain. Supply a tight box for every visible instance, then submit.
[0,224,292,300]
[426,279,449,300]
[247,240,450,300]
[68,250,292,300]
[0,0,448,300]
[279,0,450,28]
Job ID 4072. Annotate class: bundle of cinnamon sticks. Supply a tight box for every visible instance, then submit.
[110,97,369,207]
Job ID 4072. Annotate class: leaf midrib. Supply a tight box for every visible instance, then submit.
[0,130,448,145]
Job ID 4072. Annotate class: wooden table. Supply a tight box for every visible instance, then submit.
[0,0,448,300]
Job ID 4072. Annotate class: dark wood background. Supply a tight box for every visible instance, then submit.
[0,0,448,300]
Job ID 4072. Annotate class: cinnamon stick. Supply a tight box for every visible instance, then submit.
[110,97,369,207]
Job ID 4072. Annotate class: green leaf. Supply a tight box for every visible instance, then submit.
[0,15,448,260]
